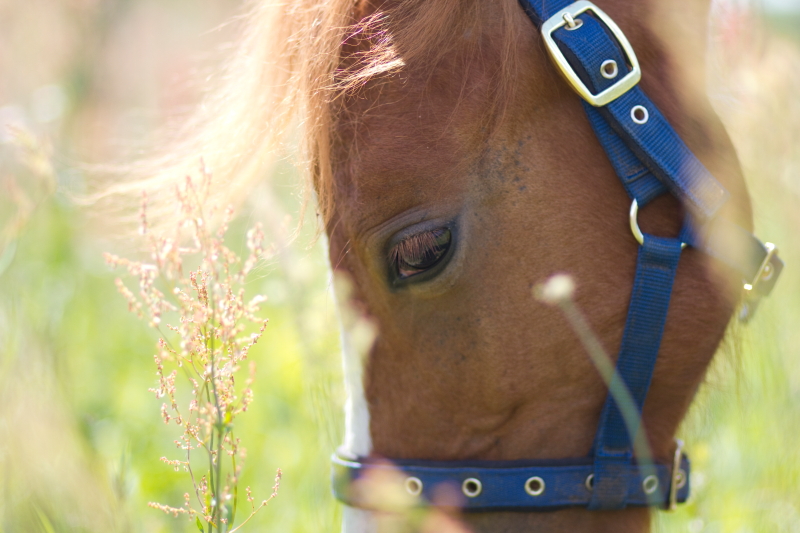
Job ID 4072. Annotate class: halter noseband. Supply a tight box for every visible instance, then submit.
[332,0,783,512]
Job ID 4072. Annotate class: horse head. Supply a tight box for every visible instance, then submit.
[320,0,771,531]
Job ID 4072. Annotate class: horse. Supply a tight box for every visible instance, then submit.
[118,0,781,531]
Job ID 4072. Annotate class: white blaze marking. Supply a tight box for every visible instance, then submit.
[339,318,373,458]
[328,258,376,533]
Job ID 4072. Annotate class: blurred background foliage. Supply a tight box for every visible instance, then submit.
[0,0,797,532]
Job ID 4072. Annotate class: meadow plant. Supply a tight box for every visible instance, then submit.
[534,273,655,471]
[105,166,280,532]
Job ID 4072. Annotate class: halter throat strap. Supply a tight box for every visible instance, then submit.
[332,0,782,513]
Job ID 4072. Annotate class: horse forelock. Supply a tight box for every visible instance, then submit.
[100,0,525,233]
[317,0,525,224]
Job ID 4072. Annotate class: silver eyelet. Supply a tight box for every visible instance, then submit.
[642,475,659,495]
[631,105,649,125]
[462,478,482,498]
[761,263,775,281]
[405,476,423,496]
[675,469,687,490]
[585,474,594,491]
[524,476,546,496]
[600,60,619,79]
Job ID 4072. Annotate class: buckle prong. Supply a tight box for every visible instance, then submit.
[562,12,581,29]
[541,1,642,106]
[669,439,686,511]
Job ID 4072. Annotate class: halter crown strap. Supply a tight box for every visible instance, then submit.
[331,0,783,512]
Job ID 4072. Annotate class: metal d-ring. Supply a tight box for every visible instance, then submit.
[629,200,687,249]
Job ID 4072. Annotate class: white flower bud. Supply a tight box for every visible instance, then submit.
[534,273,575,304]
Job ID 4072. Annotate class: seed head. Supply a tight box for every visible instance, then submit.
[534,273,576,305]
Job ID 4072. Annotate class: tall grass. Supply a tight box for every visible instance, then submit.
[105,169,282,531]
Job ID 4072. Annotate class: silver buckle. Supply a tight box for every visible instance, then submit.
[541,1,641,107]
[743,242,778,295]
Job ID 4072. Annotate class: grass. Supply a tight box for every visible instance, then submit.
[0,178,345,531]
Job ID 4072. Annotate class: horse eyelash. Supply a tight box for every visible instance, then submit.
[388,230,444,266]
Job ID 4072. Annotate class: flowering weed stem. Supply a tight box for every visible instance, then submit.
[106,166,277,531]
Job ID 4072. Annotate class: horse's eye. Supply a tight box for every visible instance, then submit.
[389,228,452,280]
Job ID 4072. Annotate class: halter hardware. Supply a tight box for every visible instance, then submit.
[541,1,641,106]
[462,478,483,498]
[669,439,687,511]
[744,242,779,295]
[629,199,687,250]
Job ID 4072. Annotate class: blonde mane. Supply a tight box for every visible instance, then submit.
[96,0,521,228]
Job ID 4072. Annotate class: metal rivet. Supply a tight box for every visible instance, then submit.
[585,474,594,491]
[675,469,687,490]
[405,476,423,496]
[524,476,545,496]
[642,475,659,495]
[600,60,619,79]
[462,478,482,498]
[631,105,649,125]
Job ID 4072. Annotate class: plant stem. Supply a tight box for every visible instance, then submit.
[208,292,225,531]
[556,298,654,466]
[230,436,238,527]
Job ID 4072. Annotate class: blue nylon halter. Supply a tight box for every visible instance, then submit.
[332,0,783,512]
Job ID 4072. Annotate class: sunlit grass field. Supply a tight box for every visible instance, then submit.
[0,2,798,532]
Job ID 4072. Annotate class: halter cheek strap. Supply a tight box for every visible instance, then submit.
[331,0,783,512]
